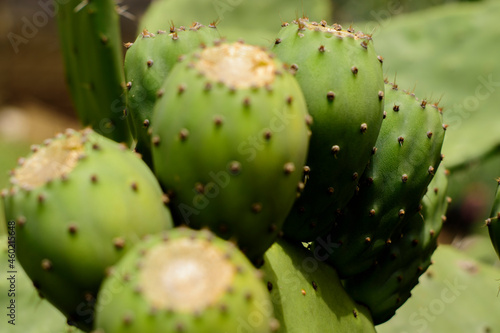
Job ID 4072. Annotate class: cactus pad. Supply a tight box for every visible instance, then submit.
[262,239,376,332]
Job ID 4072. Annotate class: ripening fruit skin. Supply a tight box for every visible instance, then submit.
[272,17,385,242]
[2,128,173,332]
[124,23,220,167]
[317,80,446,278]
[94,227,276,333]
[343,166,449,325]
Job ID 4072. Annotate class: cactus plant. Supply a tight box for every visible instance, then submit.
[319,80,446,278]
[1,128,173,331]
[272,17,385,242]
[94,227,276,333]
[56,0,131,144]
[262,239,377,332]
[151,41,310,262]
[124,23,220,167]
[343,165,449,324]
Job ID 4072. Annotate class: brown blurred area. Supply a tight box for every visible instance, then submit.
[0,0,151,143]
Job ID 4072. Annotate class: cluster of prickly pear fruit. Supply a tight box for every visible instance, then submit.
[2,2,454,332]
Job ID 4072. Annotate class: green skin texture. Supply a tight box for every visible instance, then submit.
[125,24,220,167]
[94,228,274,333]
[138,0,332,46]
[343,166,449,325]
[377,245,500,333]
[151,44,310,262]
[57,0,131,144]
[2,129,173,332]
[262,239,376,333]
[487,182,500,259]
[272,18,385,242]
[318,82,446,278]
[0,236,84,333]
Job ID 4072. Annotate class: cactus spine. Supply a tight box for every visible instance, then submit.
[487,178,500,259]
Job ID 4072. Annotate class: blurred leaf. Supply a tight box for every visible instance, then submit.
[377,245,500,333]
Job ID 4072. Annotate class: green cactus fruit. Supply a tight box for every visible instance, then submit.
[318,80,446,278]
[486,178,500,259]
[271,17,385,241]
[1,128,173,331]
[0,235,84,333]
[124,23,220,167]
[56,0,131,144]
[261,239,376,333]
[343,166,450,325]
[377,245,500,333]
[138,0,332,47]
[94,227,276,333]
[151,42,310,262]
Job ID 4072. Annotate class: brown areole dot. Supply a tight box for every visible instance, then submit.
[41,259,52,271]
[68,224,78,234]
[283,162,295,175]
[251,203,262,213]
[402,174,408,183]
[179,129,189,141]
[378,91,384,100]
[327,91,335,101]
[360,123,368,133]
[147,60,154,67]
[351,66,358,75]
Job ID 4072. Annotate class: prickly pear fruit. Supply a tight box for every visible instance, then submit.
[261,239,376,332]
[1,128,173,331]
[318,80,446,278]
[94,228,276,333]
[56,0,131,144]
[486,178,500,259]
[151,42,310,262]
[124,23,220,167]
[343,166,449,324]
[272,17,385,241]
